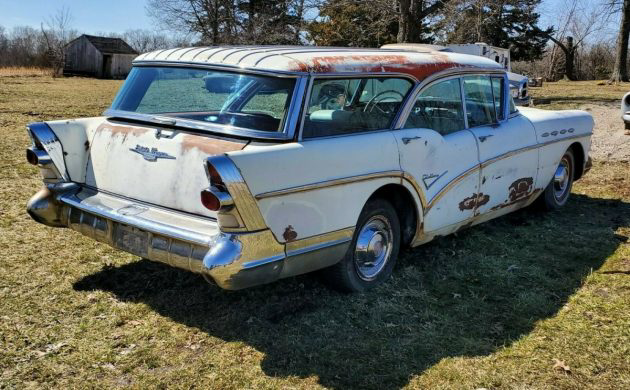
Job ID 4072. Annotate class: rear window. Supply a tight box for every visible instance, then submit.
[110,67,296,133]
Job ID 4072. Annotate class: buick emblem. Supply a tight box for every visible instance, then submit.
[130,144,176,161]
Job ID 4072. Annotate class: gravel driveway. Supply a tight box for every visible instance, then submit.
[581,103,630,162]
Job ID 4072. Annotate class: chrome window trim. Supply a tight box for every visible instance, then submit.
[460,73,508,130]
[397,74,467,133]
[298,128,394,142]
[297,73,417,141]
[131,60,307,77]
[394,67,506,130]
[459,76,469,129]
[105,63,308,141]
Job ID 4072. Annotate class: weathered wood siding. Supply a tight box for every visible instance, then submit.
[64,36,135,79]
[109,54,135,79]
[64,36,102,77]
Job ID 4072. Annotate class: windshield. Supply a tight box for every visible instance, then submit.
[110,67,297,133]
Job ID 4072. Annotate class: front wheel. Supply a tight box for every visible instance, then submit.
[324,199,400,292]
[539,149,574,210]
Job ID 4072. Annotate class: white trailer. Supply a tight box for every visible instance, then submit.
[446,43,511,71]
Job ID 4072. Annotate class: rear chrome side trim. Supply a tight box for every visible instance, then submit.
[26,123,69,182]
[207,155,268,232]
[254,170,403,200]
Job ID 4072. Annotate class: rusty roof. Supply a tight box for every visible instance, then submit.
[134,46,503,80]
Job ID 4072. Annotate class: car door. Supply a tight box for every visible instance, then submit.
[464,74,538,215]
[394,76,480,233]
[250,75,414,242]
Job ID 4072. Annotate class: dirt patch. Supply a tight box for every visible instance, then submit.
[574,103,630,162]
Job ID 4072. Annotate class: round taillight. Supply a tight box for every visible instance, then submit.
[26,148,39,165]
[201,189,221,211]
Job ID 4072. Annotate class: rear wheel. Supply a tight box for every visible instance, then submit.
[539,149,574,210]
[325,199,400,292]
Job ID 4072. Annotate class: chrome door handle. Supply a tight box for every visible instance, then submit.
[478,134,494,142]
[402,136,422,145]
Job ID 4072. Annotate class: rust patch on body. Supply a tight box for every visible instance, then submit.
[455,221,473,234]
[508,177,534,202]
[459,193,490,211]
[283,225,298,242]
[180,134,247,155]
[288,52,461,81]
[490,188,542,211]
[96,122,150,138]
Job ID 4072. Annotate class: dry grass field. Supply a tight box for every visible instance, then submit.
[1,73,629,389]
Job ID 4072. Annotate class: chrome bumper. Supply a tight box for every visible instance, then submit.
[27,184,287,290]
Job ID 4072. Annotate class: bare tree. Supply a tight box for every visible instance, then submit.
[547,0,610,80]
[122,29,173,53]
[610,0,630,82]
[41,6,76,76]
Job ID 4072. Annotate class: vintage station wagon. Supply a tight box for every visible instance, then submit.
[26,46,594,291]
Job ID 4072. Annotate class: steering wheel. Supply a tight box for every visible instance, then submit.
[363,90,405,113]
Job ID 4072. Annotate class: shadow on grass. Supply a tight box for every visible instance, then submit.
[74,194,629,389]
[532,96,619,105]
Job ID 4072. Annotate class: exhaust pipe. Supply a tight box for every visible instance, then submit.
[26,147,52,167]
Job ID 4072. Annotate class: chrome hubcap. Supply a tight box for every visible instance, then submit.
[553,157,570,201]
[354,216,393,281]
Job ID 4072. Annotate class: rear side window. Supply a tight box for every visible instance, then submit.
[462,75,496,127]
[491,76,505,121]
[403,78,465,135]
[302,77,413,139]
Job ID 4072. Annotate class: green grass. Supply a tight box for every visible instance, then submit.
[1,75,629,389]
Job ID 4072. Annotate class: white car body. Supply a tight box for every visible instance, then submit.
[26,46,593,290]
[622,92,630,129]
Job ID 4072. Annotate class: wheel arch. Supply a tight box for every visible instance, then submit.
[367,183,420,247]
[569,142,585,180]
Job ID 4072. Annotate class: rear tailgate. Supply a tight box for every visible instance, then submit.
[86,119,247,218]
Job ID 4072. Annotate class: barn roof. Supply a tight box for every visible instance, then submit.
[134,46,503,81]
[80,35,137,55]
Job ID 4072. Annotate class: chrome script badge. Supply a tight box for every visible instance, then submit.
[130,144,176,162]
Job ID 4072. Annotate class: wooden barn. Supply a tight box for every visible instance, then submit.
[63,35,138,79]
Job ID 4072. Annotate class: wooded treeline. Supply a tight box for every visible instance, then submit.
[1,0,630,82]
[0,26,185,68]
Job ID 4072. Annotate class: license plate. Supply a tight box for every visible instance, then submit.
[114,224,149,257]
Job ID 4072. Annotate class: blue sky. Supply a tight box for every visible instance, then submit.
[0,0,618,41]
[0,0,154,34]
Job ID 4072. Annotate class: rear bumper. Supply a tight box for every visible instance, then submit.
[27,184,286,290]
